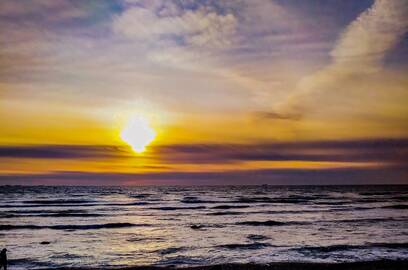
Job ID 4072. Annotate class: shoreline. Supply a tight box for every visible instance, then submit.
[37,260,408,270]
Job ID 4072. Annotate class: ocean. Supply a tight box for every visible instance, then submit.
[0,185,407,269]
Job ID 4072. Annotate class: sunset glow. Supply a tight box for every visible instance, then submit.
[1,2,408,269]
[0,0,407,185]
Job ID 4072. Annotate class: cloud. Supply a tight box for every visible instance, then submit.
[331,0,408,70]
[155,138,408,165]
[252,111,302,121]
[276,0,408,116]
[1,0,407,149]
[1,165,407,185]
[0,145,129,159]
[1,138,407,166]
[1,138,407,185]
[113,4,237,49]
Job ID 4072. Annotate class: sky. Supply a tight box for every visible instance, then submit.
[0,0,407,185]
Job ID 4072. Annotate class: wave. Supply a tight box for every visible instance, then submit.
[355,198,391,203]
[38,213,103,217]
[9,258,55,268]
[154,255,206,266]
[150,206,206,211]
[10,259,408,269]
[390,196,408,202]
[247,234,269,241]
[49,253,86,260]
[230,207,372,216]
[211,205,250,209]
[0,203,86,208]
[294,242,408,253]
[1,213,102,218]
[127,236,164,243]
[234,196,312,204]
[217,242,272,250]
[207,211,243,216]
[236,220,305,226]
[353,196,408,203]
[124,202,151,206]
[359,192,395,196]
[0,209,103,218]
[158,247,188,255]
[0,222,143,231]
[189,223,225,230]
[0,214,16,218]
[4,209,88,214]
[129,193,152,198]
[22,199,94,204]
[0,203,104,208]
[333,217,405,224]
[0,224,42,230]
[382,204,408,209]
[180,197,218,204]
[0,201,149,208]
[190,224,205,230]
[370,243,408,249]
[312,201,352,205]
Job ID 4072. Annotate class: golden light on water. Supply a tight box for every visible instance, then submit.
[120,115,156,153]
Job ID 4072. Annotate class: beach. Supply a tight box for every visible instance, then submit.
[37,260,408,270]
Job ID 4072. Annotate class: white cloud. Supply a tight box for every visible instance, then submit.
[275,0,408,116]
[113,6,237,49]
[331,0,408,70]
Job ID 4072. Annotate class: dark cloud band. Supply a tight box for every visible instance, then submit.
[1,138,407,165]
[0,165,407,185]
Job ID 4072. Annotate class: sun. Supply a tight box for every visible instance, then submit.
[120,115,156,153]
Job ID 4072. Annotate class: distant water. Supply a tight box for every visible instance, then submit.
[1,185,408,269]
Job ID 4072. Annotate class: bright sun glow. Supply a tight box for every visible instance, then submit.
[120,115,156,153]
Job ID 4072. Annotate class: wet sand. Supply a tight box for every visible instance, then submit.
[45,260,408,270]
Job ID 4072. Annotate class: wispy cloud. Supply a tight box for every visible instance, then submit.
[275,0,408,116]
[252,111,302,121]
[331,0,408,69]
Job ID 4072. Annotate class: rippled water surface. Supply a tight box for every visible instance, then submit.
[1,185,408,269]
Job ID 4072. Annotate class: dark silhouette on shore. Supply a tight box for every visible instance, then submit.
[0,248,6,270]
